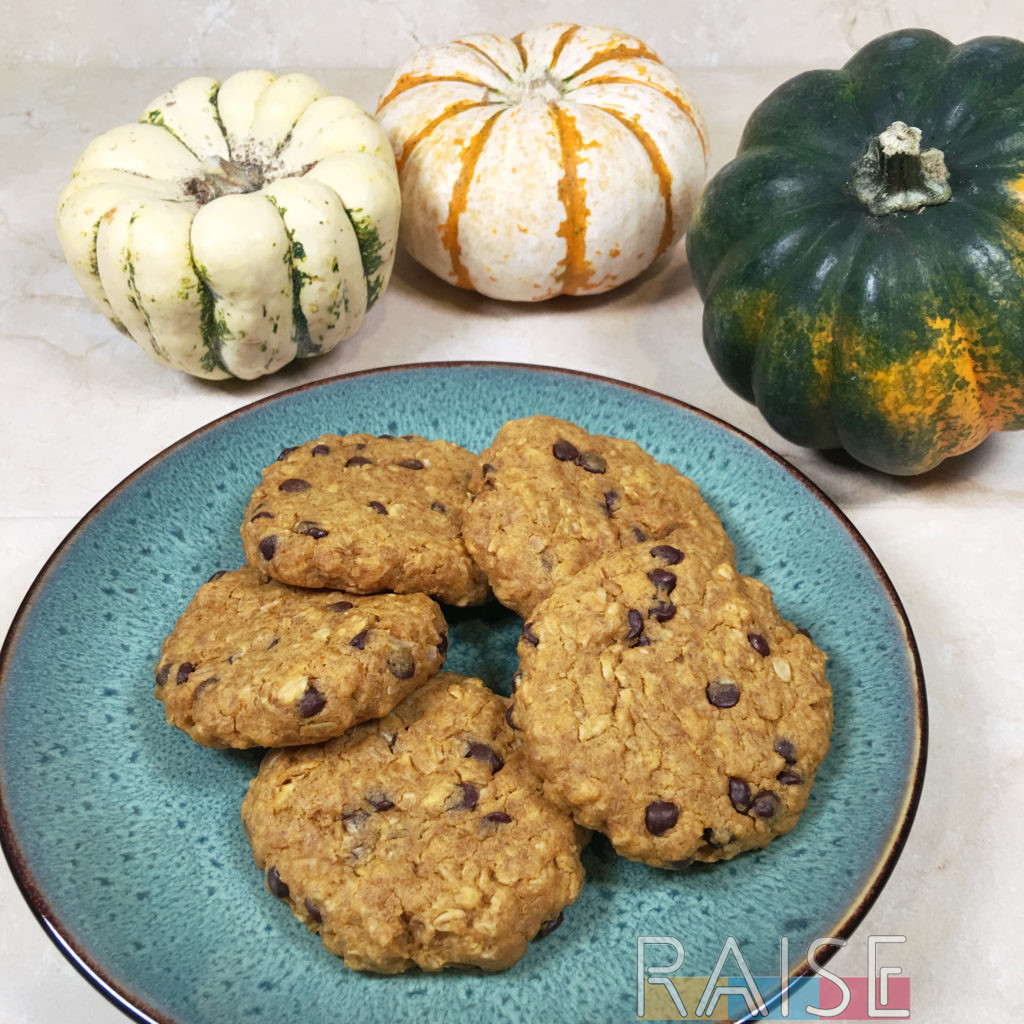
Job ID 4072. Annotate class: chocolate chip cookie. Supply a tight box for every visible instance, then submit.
[240,672,586,973]
[240,433,489,606]
[155,565,448,748]
[461,415,734,617]
[512,531,832,868]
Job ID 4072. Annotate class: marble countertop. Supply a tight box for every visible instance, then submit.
[1,63,1022,1024]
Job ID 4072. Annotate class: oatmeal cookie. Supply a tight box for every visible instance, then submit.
[461,415,733,616]
[512,532,832,868]
[240,433,489,606]
[155,565,448,748]
[240,672,586,973]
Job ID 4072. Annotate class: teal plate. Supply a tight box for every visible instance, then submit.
[0,363,926,1024]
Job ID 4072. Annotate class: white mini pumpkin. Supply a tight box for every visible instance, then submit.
[376,23,708,302]
[56,71,400,380]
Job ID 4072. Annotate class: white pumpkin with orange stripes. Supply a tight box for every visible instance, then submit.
[376,23,708,302]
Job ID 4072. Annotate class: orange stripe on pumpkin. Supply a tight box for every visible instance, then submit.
[595,105,676,259]
[393,99,491,175]
[577,74,708,159]
[550,104,594,295]
[550,24,582,66]
[565,40,663,82]
[377,71,491,110]
[441,109,504,290]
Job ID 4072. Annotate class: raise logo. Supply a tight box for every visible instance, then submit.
[637,935,911,1020]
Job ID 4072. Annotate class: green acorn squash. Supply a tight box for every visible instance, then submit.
[685,28,1024,474]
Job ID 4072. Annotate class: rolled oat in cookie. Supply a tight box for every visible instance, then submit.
[240,672,586,973]
[241,433,489,606]
[512,531,833,869]
[155,565,448,748]
[461,415,734,617]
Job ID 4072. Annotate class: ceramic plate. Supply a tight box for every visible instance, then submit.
[0,363,926,1024]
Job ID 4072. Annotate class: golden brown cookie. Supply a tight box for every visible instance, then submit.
[240,433,489,606]
[240,672,586,973]
[461,415,734,616]
[512,531,832,868]
[155,565,448,748]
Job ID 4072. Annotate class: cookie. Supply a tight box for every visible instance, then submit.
[240,433,489,606]
[461,415,734,616]
[512,531,832,868]
[240,672,586,973]
[155,565,448,748]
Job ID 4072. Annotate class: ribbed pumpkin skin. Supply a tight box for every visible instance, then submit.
[56,72,400,380]
[376,23,708,302]
[686,29,1024,475]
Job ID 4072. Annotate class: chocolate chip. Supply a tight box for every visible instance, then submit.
[644,800,679,836]
[535,911,564,939]
[481,463,496,476]
[465,742,504,773]
[521,622,539,646]
[437,632,449,657]
[368,793,394,812]
[258,535,277,560]
[648,600,676,623]
[266,637,279,651]
[604,489,620,513]
[311,444,330,456]
[748,632,770,656]
[777,769,803,786]
[386,650,416,680]
[632,526,648,542]
[297,683,326,718]
[576,450,607,474]
[266,866,289,899]
[729,777,752,813]
[206,570,227,582]
[250,510,275,522]
[483,811,512,824]
[649,544,684,564]
[430,501,448,514]
[774,738,797,764]
[345,455,372,467]
[368,500,388,515]
[552,439,580,461]
[701,827,732,848]
[304,899,322,923]
[505,703,519,730]
[625,609,644,642]
[194,677,218,699]
[705,678,740,708]
[327,600,354,612]
[176,662,194,685]
[276,445,299,461]
[155,663,170,687]
[293,520,328,539]
[350,629,369,650]
[752,790,781,819]
[279,478,310,492]
[453,782,479,811]
[398,458,424,470]
[341,809,368,830]
[647,568,677,593]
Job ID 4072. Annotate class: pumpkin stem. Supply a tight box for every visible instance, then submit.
[183,156,265,205]
[850,121,952,215]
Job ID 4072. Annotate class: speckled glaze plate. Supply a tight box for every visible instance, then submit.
[0,363,925,1024]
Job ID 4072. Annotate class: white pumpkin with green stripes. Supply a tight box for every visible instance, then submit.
[56,71,400,380]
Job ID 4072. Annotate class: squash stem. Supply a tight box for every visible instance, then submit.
[850,121,951,215]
